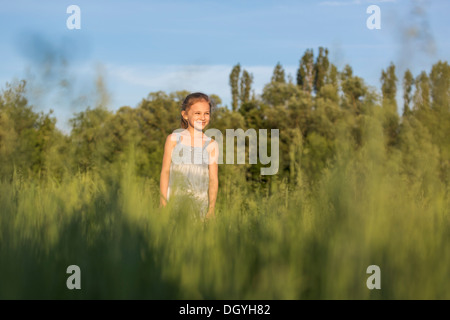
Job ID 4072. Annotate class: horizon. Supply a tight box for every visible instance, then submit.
[1,0,449,133]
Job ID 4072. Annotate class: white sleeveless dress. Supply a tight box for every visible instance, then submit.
[167,132,211,218]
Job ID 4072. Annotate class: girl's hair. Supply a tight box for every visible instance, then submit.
[180,92,213,129]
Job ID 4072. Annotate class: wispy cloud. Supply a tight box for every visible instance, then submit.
[106,64,234,106]
[105,63,297,108]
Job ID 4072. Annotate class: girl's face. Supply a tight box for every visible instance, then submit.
[182,100,211,131]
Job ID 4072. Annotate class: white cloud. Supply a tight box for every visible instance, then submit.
[105,63,298,108]
[28,62,298,133]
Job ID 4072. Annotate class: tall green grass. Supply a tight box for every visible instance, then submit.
[0,116,449,299]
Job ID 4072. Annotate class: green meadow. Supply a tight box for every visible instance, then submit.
[0,52,449,299]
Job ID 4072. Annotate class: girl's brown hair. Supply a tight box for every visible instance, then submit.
[180,92,213,129]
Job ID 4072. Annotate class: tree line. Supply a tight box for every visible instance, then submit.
[1,47,449,193]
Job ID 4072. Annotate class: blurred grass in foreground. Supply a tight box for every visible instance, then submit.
[0,114,449,300]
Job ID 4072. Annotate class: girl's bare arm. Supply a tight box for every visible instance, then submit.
[207,140,219,216]
[160,134,176,207]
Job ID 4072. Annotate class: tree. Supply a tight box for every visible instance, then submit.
[314,47,330,94]
[428,61,450,179]
[429,61,450,110]
[69,106,113,172]
[262,81,303,108]
[413,71,430,112]
[0,80,61,179]
[380,63,400,147]
[317,63,339,102]
[381,62,398,111]
[262,62,302,107]
[297,49,315,94]
[328,64,339,88]
[271,62,286,84]
[239,69,253,105]
[229,64,241,111]
[340,65,367,115]
[402,69,414,116]
[228,64,253,111]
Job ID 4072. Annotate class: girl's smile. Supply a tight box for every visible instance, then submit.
[182,101,211,131]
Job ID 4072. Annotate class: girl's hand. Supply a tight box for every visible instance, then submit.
[204,207,215,221]
[159,197,167,208]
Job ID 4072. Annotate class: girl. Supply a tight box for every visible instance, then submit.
[159,92,219,220]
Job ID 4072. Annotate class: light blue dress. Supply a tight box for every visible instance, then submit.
[167,132,211,218]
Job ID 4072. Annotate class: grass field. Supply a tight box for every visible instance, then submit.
[1,115,449,300]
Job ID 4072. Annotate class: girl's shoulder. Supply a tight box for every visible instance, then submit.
[165,132,179,147]
[206,137,218,150]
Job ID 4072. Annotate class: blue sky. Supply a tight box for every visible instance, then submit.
[0,0,449,133]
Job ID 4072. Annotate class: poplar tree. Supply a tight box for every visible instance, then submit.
[413,71,431,111]
[428,61,450,169]
[239,69,253,105]
[297,49,315,94]
[314,47,330,94]
[271,62,286,83]
[229,63,241,111]
[403,69,414,116]
[262,62,301,107]
[381,62,398,110]
[429,61,450,110]
[340,65,367,115]
[380,63,400,147]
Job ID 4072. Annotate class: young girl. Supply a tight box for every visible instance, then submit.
[159,92,219,220]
